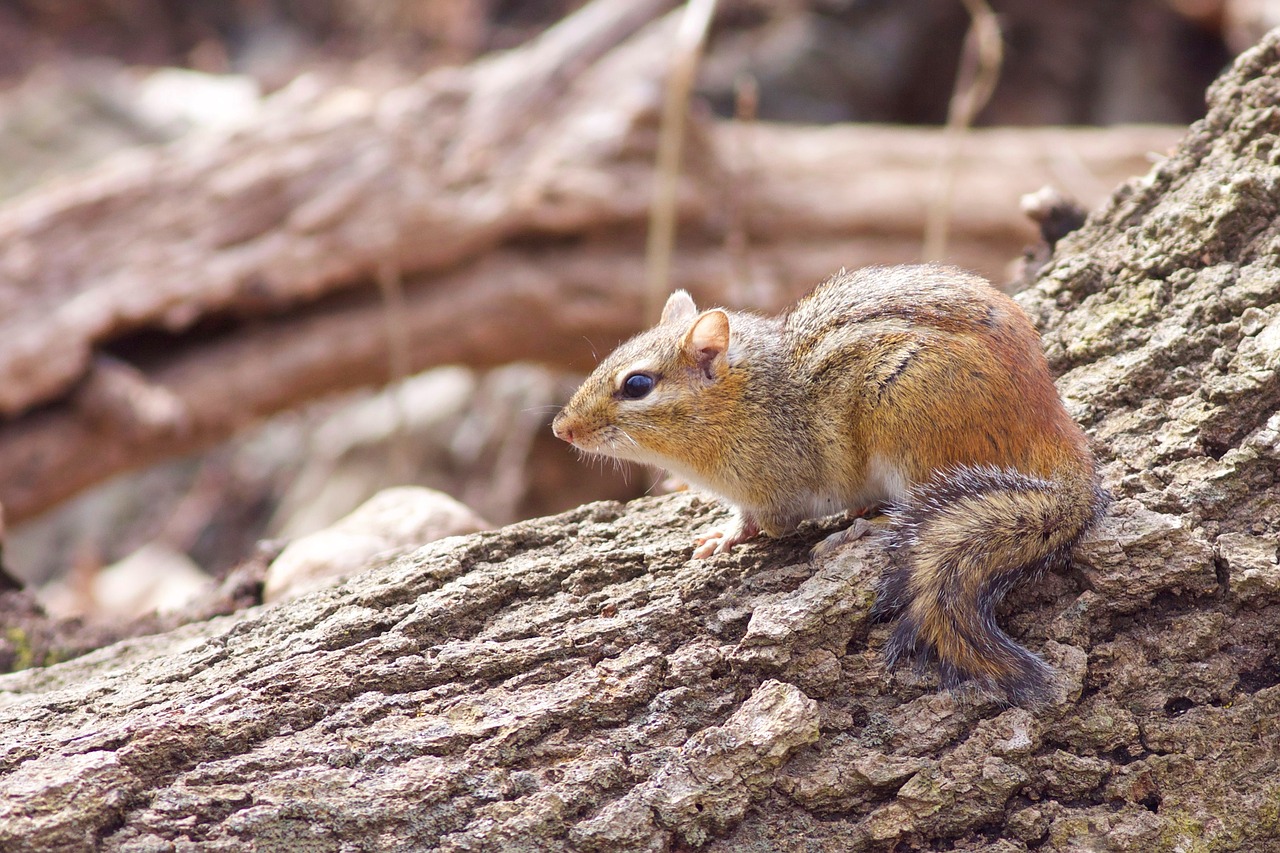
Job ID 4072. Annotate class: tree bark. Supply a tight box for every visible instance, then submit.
[0,0,1177,524]
[2,16,1278,853]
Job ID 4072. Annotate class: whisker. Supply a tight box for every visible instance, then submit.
[617,429,641,452]
[614,429,646,485]
[642,472,662,496]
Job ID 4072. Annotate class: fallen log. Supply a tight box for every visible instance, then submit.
[1,20,1278,853]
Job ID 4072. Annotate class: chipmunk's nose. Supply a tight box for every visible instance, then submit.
[552,413,574,443]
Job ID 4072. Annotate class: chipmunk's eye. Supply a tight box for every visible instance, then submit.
[621,372,656,399]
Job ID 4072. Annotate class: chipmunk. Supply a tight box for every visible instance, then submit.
[552,265,1108,705]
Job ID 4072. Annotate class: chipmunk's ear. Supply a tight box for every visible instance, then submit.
[661,290,698,326]
[683,310,730,377]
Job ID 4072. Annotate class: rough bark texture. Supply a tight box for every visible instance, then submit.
[0,0,1178,525]
[2,21,1279,853]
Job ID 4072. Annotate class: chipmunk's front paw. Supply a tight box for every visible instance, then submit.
[692,515,759,559]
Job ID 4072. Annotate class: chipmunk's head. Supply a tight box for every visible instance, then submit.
[552,291,738,472]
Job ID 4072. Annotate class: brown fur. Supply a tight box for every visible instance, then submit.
[553,264,1108,705]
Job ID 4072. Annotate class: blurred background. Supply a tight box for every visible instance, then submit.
[0,0,1274,631]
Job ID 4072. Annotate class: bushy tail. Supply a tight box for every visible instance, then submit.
[873,464,1108,706]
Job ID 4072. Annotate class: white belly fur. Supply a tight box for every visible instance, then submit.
[795,454,911,520]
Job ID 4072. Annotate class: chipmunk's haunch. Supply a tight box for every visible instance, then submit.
[552,265,1108,705]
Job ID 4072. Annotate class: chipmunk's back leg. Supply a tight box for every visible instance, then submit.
[874,464,1107,706]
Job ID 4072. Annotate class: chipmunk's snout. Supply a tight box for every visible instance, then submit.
[552,412,574,444]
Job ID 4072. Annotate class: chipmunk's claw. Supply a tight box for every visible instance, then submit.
[810,516,873,560]
[692,515,760,559]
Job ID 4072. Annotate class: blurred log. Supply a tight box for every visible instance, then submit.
[0,0,1180,524]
